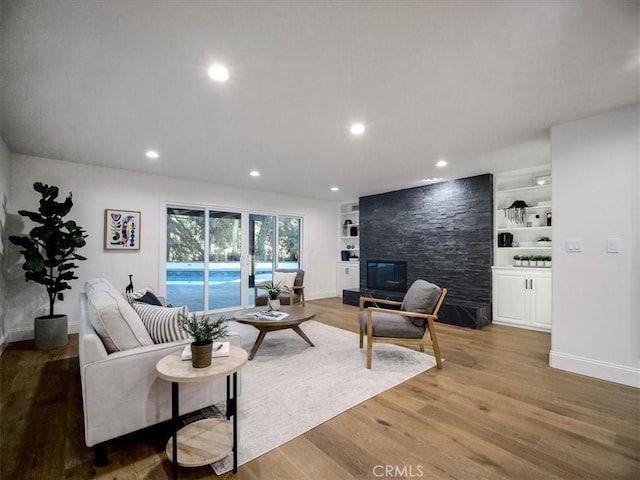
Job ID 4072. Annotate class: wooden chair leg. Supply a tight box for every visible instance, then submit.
[359,328,364,348]
[427,320,442,369]
[366,336,373,369]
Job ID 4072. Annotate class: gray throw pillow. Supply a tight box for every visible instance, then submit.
[401,280,442,327]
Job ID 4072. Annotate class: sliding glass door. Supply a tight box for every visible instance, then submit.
[166,206,302,313]
[166,208,206,312]
[208,211,242,309]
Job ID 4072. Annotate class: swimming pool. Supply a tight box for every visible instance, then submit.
[165,262,297,312]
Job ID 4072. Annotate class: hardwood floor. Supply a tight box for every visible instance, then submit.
[2,297,638,479]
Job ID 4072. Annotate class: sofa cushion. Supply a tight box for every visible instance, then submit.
[401,280,442,327]
[126,287,162,306]
[85,278,154,353]
[132,303,190,344]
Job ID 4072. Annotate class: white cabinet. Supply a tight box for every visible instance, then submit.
[340,202,359,261]
[492,267,552,331]
[336,261,360,296]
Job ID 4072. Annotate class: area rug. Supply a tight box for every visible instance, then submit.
[210,320,438,473]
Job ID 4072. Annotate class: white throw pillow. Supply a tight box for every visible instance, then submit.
[273,271,297,293]
[85,278,154,353]
[132,303,190,344]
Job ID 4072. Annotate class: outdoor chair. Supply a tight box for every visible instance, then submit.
[254,269,305,307]
[359,280,446,369]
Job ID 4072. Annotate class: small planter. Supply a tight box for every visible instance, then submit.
[191,342,213,368]
[268,298,281,311]
[544,260,552,268]
[521,260,530,267]
[514,260,523,267]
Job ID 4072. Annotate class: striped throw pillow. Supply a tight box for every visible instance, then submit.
[132,303,190,344]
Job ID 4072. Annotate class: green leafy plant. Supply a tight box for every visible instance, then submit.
[9,182,87,317]
[538,237,551,242]
[178,313,229,345]
[258,280,290,300]
[513,255,521,260]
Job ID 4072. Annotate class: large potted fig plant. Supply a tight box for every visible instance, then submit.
[9,182,87,349]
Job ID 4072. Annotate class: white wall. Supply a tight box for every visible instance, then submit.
[6,155,339,341]
[550,104,639,388]
[0,136,11,351]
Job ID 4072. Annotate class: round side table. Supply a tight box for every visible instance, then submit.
[156,346,248,479]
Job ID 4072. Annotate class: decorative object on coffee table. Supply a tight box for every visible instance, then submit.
[9,181,88,349]
[254,269,306,307]
[178,314,229,368]
[257,280,289,311]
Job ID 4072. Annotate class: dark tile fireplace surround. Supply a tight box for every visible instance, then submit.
[344,174,493,329]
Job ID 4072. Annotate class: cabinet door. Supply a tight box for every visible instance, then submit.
[493,271,528,325]
[344,264,360,290]
[530,272,552,329]
[336,263,360,296]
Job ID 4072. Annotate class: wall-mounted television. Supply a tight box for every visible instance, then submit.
[366,260,408,293]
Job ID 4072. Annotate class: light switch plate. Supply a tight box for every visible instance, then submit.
[566,239,583,253]
[607,238,620,253]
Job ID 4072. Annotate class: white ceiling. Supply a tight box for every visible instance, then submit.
[1,0,638,201]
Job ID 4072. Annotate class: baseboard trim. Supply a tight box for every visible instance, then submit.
[549,350,640,388]
[0,333,8,355]
[7,321,80,344]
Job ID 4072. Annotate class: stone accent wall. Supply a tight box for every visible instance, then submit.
[359,174,493,305]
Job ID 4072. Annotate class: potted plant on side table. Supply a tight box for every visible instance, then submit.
[9,182,88,349]
[178,313,229,368]
[258,280,290,311]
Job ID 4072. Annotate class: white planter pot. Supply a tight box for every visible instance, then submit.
[267,298,281,311]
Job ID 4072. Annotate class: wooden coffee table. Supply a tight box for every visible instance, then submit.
[234,305,316,360]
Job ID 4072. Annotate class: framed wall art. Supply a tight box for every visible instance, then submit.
[104,209,140,250]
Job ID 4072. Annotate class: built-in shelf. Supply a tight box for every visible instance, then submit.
[340,201,360,262]
[497,226,551,232]
[498,246,552,250]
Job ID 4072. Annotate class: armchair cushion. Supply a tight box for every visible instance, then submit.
[401,280,442,327]
[276,268,304,286]
[358,310,426,338]
[132,303,190,343]
[273,271,297,292]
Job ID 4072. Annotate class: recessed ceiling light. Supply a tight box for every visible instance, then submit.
[208,64,229,82]
[331,187,339,192]
[350,123,365,135]
[145,150,159,159]
[250,170,260,177]
[436,159,447,167]
[537,179,546,185]
[422,177,439,182]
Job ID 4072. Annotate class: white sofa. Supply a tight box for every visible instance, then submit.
[79,278,240,461]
